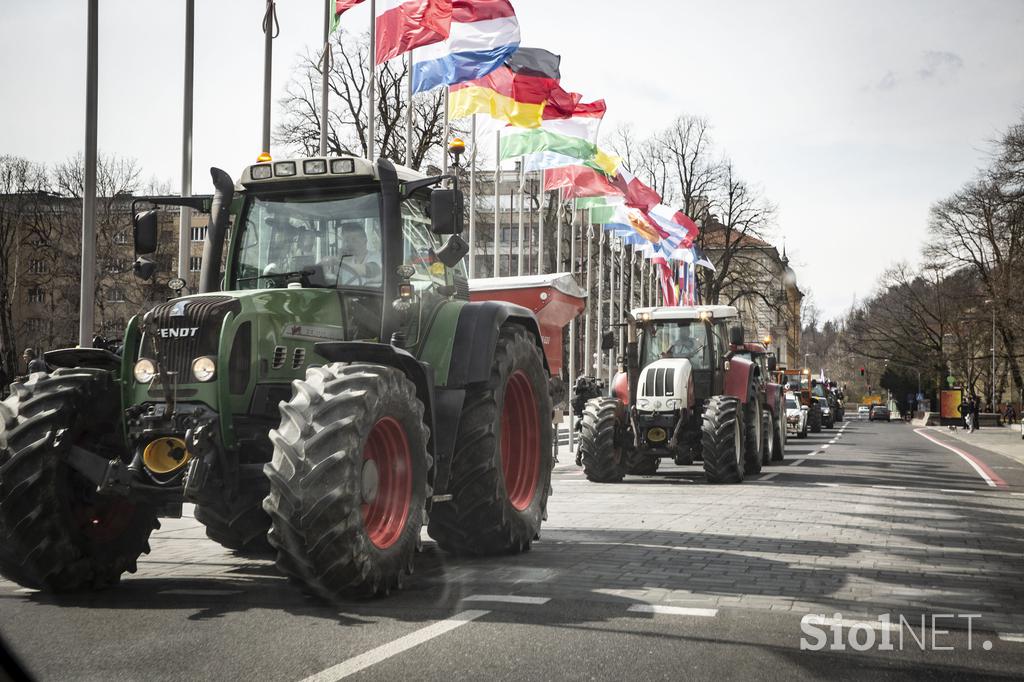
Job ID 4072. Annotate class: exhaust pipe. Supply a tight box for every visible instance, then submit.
[199,167,235,293]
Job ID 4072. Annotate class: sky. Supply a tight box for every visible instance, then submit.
[2,0,1023,320]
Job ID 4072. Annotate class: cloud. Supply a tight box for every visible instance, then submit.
[917,50,964,81]
[877,70,898,91]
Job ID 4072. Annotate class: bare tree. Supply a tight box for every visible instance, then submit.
[275,30,451,170]
[661,115,719,220]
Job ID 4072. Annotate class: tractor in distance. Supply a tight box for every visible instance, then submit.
[730,338,787,464]
[781,367,823,433]
[576,305,777,484]
[0,144,577,601]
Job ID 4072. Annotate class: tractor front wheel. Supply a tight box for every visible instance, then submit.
[771,409,786,462]
[428,325,552,555]
[263,364,429,600]
[0,368,159,591]
[701,395,746,484]
[808,403,823,433]
[195,488,273,555]
[578,397,627,483]
[742,391,763,475]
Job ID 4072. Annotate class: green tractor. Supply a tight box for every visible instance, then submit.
[0,149,555,599]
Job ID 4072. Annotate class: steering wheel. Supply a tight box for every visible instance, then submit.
[337,260,366,287]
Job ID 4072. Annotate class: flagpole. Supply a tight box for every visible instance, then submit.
[537,170,545,275]
[78,0,98,346]
[607,238,616,385]
[516,161,524,276]
[468,115,476,277]
[493,130,501,277]
[627,247,635,315]
[595,224,604,377]
[178,0,194,282]
[319,0,330,156]
[567,198,578,452]
[261,0,276,156]
[442,86,449,174]
[618,243,626,359]
[555,191,563,272]
[367,0,376,160]
[583,222,593,376]
[405,50,413,166]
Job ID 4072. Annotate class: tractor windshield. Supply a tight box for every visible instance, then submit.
[232,191,382,290]
[642,321,710,370]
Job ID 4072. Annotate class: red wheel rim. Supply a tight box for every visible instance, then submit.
[501,370,540,511]
[361,417,412,550]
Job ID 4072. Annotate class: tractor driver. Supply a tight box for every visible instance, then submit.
[322,222,381,286]
[659,324,701,359]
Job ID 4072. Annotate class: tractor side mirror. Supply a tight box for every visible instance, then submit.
[729,324,745,346]
[601,330,616,351]
[429,189,464,234]
[767,354,778,372]
[133,256,156,281]
[133,210,159,255]
[434,234,469,268]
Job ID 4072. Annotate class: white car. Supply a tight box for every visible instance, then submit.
[785,392,808,438]
[857,405,871,420]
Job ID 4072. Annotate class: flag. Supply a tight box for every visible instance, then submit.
[541,99,606,142]
[330,0,365,33]
[449,63,556,128]
[694,246,716,271]
[612,170,661,213]
[656,261,678,306]
[543,165,621,199]
[376,0,453,65]
[411,0,520,93]
[500,129,619,174]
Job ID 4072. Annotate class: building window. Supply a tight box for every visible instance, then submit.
[114,230,130,245]
[25,318,47,333]
[106,287,126,303]
[191,226,207,242]
[27,287,44,304]
[189,256,202,272]
[28,259,48,274]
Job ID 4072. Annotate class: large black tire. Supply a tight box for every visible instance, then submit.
[0,368,158,591]
[742,392,763,475]
[578,397,626,483]
[195,489,273,555]
[771,407,786,462]
[625,449,659,476]
[428,325,553,555]
[808,403,823,433]
[701,395,745,484]
[761,410,774,466]
[263,364,430,600]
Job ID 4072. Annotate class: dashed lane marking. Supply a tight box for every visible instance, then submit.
[789,459,805,467]
[814,482,839,487]
[821,444,830,449]
[998,633,1024,643]
[940,489,977,494]
[873,485,907,490]
[300,610,489,682]
[462,595,550,605]
[914,429,1008,488]
[627,604,718,617]
[159,589,245,597]
[757,473,779,481]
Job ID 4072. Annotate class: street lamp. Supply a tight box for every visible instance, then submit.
[984,299,996,410]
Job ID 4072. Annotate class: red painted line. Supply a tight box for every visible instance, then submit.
[913,429,1008,489]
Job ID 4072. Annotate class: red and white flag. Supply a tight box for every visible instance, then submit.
[376,0,453,64]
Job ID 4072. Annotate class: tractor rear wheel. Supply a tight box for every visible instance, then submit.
[263,364,429,600]
[761,410,774,466]
[0,368,158,591]
[701,395,745,484]
[771,409,786,462]
[577,397,626,483]
[742,392,763,475]
[808,403,823,433]
[195,488,273,555]
[625,449,659,476]
[428,325,552,555]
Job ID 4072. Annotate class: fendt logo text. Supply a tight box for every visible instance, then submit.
[157,327,200,338]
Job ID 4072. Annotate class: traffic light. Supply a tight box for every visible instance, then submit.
[860,367,865,376]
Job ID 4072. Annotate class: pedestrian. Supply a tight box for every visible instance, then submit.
[970,394,981,432]
[956,398,969,432]
[1004,403,1018,425]
[22,348,47,374]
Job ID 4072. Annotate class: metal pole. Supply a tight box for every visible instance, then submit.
[618,244,626,357]
[405,50,413,166]
[493,130,501,277]
[441,87,449,174]
[537,171,545,275]
[568,199,578,451]
[627,247,635,313]
[261,0,275,155]
[516,162,524,275]
[992,305,997,410]
[555,192,563,272]
[367,0,376,160]
[78,0,98,347]
[607,239,617,384]
[584,223,593,374]
[319,0,330,156]
[468,115,476,277]
[178,0,194,281]
[595,225,604,375]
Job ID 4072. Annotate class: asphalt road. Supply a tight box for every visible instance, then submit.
[2,419,1023,681]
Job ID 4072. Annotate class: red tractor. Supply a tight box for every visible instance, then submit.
[577,305,779,483]
[732,341,787,464]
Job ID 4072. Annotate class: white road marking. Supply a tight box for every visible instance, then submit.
[814,482,839,487]
[998,633,1024,643]
[821,444,830,449]
[300,610,489,682]
[873,485,907,490]
[1013,492,1024,497]
[628,604,718,617]
[913,429,1005,488]
[15,588,37,594]
[940,489,976,494]
[758,473,779,481]
[159,589,245,596]
[789,459,805,467]
[462,594,550,605]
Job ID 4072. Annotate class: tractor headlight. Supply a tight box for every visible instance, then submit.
[191,356,216,382]
[133,358,157,384]
[638,399,650,410]
[665,399,680,409]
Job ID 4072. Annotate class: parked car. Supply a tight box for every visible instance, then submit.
[785,391,808,438]
[857,405,871,420]
[869,404,890,422]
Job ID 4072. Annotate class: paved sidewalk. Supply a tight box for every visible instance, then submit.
[930,423,1024,464]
